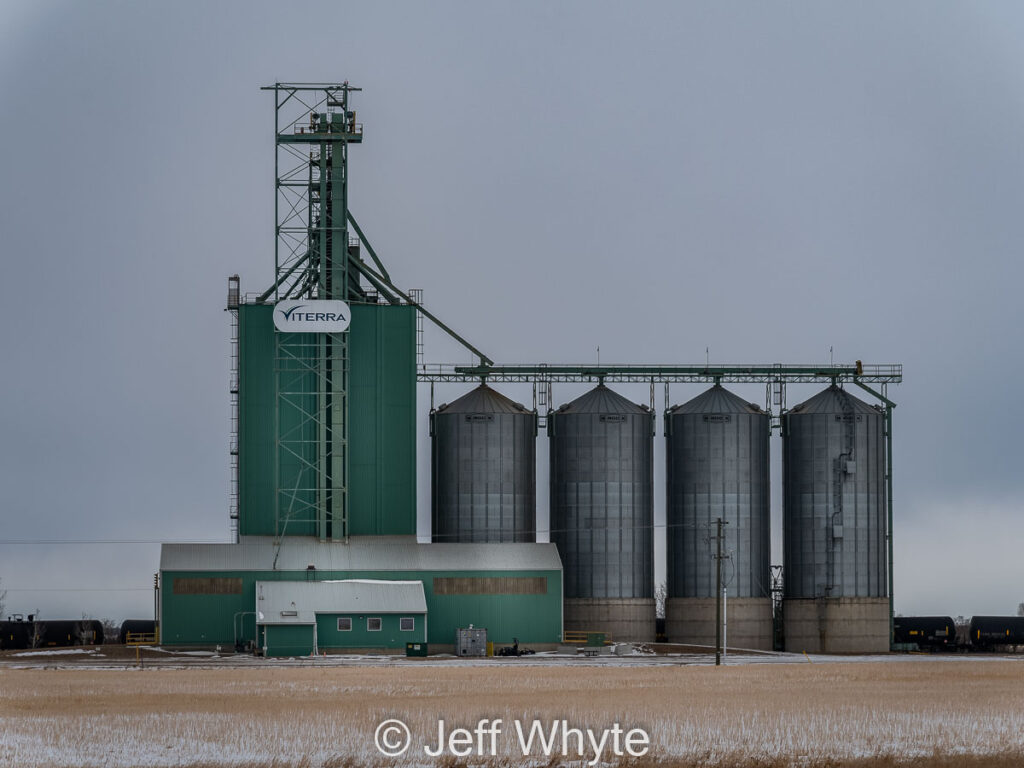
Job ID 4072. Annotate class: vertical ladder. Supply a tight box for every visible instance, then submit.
[227,277,240,542]
[410,288,425,368]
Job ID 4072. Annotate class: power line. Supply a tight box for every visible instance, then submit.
[0,539,230,545]
[3,588,152,592]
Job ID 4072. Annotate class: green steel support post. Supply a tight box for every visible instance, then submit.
[346,211,392,283]
[328,126,350,542]
[350,258,493,365]
[317,134,331,541]
[886,404,894,650]
[852,379,897,651]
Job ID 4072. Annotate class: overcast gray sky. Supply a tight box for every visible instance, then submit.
[1,1,1022,622]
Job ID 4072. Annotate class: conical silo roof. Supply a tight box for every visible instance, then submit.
[554,384,649,415]
[435,383,532,414]
[787,384,879,415]
[667,384,764,415]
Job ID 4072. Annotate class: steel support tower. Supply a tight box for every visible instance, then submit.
[263,83,363,541]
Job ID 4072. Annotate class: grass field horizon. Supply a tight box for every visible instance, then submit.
[1,660,1022,767]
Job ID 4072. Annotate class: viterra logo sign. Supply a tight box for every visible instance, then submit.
[273,300,351,333]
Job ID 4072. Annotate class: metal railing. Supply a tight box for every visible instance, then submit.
[562,630,613,645]
[125,632,158,645]
[417,362,903,385]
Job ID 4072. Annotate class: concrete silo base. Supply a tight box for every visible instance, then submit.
[783,597,890,654]
[664,597,773,650]
[563,598,656,642]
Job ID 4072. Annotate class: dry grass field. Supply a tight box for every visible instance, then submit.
[1,660,1022,767]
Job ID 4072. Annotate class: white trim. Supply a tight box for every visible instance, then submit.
[367,617,382,632]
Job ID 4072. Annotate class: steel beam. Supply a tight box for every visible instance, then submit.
[417,363,902,385]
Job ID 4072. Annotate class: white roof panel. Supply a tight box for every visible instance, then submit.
[257,579,427,625]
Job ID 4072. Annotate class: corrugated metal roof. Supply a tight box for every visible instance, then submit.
[554,384,649,415]
[667,384,764,415]
[435,384,532,414]
[161,535,562,572]
[787,385,881,415]
[257,579,427,625]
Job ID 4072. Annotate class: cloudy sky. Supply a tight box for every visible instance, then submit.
[1,1,1022,623]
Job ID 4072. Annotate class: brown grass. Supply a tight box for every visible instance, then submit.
[0,660,1022,767]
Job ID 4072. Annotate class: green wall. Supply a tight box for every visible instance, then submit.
[315,612,426,649]
[237,304,278,536]
[348,304,416,535]
[263,624,315,657]
[237,303,416,537]
[161,569,562,647]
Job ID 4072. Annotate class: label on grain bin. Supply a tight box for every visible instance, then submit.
[274,299,351,333]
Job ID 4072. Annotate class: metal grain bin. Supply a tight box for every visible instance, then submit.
[782,385,888,653]
[431,384,537,543]
[664,385,772,649]
[549,384,655,641]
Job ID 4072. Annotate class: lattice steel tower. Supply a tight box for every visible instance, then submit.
[263,83,363,541]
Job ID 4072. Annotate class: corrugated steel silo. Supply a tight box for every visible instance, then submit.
[664,385,772,649]
[549,384,655,641]
[431,384,537,543]
[782,385,888,652]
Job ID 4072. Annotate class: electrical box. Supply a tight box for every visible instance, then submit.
[456,627,487,656]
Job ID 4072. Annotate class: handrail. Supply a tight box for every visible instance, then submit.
[125,632,158,646]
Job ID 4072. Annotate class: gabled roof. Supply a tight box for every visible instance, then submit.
[257,579,427,625]
[161,535,562,572]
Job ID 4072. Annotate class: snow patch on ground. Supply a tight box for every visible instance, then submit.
[12,649,97,657]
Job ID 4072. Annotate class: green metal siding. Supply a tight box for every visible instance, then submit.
[237,304,276,536]
[348,304,416,535]
[238,305,318,536]
[237,303,415,537]
[162,569,561,647]
[315,612,425,649]
[263,624,315,657]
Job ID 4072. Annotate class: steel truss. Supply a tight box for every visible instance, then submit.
[263,83,363,542]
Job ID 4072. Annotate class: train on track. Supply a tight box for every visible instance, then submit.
[0,616,156,650]
[894,615,1024,652]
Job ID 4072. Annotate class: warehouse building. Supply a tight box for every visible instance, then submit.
[160,538,562,655]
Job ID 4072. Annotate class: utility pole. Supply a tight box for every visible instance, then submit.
[715,517,725,666]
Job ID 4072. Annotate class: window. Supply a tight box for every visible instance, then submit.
[400,617,415,631]
[367,617,382,631]
[337,617,352,632]
[173,577,242,595]
[433,576,547,595]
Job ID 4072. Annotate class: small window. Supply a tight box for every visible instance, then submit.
[337,617,352,632]
[367,617,382,631]
[400,617,415,631]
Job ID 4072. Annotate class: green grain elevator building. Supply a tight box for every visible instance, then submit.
[158,83,562,655]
